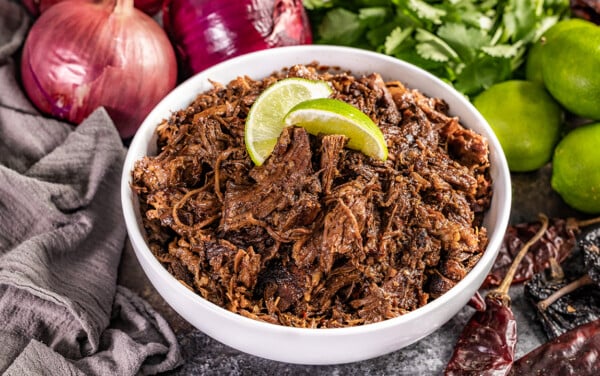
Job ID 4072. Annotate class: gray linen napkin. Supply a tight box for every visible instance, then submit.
[0,1,182,374]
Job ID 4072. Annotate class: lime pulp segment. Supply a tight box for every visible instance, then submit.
[283,98,388,161]
[244,78,333,165]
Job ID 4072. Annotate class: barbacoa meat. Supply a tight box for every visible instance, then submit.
[131,64,493,328]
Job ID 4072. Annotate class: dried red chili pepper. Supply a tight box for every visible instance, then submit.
[484,216,600,288]
[467,291,486,312]
[508,318,600,375]
[525,228,600,338]
[444,214,549,376]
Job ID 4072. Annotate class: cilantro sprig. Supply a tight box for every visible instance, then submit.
[304,0,570,97]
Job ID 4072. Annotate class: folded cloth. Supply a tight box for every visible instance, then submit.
[0,1,182,374]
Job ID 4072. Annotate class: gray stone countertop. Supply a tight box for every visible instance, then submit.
[118,164,585,375]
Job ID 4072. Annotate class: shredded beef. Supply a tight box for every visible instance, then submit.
[131,64,493,328]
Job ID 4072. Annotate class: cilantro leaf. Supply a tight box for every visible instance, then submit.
[454,55,512,96]
[306,0,571,97]
[501,0,538,43]
[481,43,522,58]
[414,29,459,63]
[358,7,390,27]
[439,0,494,31]
[366,23,398,48]
[316,8,364,46]
[384,27,414,55]
[397,0,447,25]
[302,0,335,11]
[437,23,490,63]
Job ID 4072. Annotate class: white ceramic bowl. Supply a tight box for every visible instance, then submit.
[121,45,511,365]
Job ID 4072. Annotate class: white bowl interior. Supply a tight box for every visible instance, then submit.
[121,45,511,365]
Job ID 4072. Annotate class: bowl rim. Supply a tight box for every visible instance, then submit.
[121,44,512,337]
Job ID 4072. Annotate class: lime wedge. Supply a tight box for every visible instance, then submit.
[245,78,332,165]
[283,98,388,161]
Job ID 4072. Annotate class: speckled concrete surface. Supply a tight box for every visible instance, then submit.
[119,164,586,375]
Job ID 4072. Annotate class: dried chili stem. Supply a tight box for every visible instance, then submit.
[495,214,549,295]
[537,274,595,311]
[547,257,564,280]
[444,214,551,375]
[575,215,600,228]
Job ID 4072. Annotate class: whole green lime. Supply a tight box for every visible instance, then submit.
[541,20,600,120]
[552,123,600,214]
[525,18,594,84]
[473,80,563,172]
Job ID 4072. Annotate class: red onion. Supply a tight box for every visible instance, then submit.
[20,0,177,138]
[22,0,164,17]
[21,0,70,16]
[162,0,312,79]
[133,0,164,15]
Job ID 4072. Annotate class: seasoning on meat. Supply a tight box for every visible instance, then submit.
[131,63,493,328]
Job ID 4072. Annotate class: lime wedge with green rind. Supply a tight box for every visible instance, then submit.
[245,78,332,165]
[283,98,388,161]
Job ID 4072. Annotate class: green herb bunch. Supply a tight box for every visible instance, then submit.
[304,0,570,97]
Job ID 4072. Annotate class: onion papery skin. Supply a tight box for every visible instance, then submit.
[163,0,312,80]
[21,0,164,17]
[20,0,177,138]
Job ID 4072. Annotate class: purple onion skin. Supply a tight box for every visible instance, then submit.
[20,0,177,138]
[134,0,164,15]
[163,0,312,80]
[21,0,66,16]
